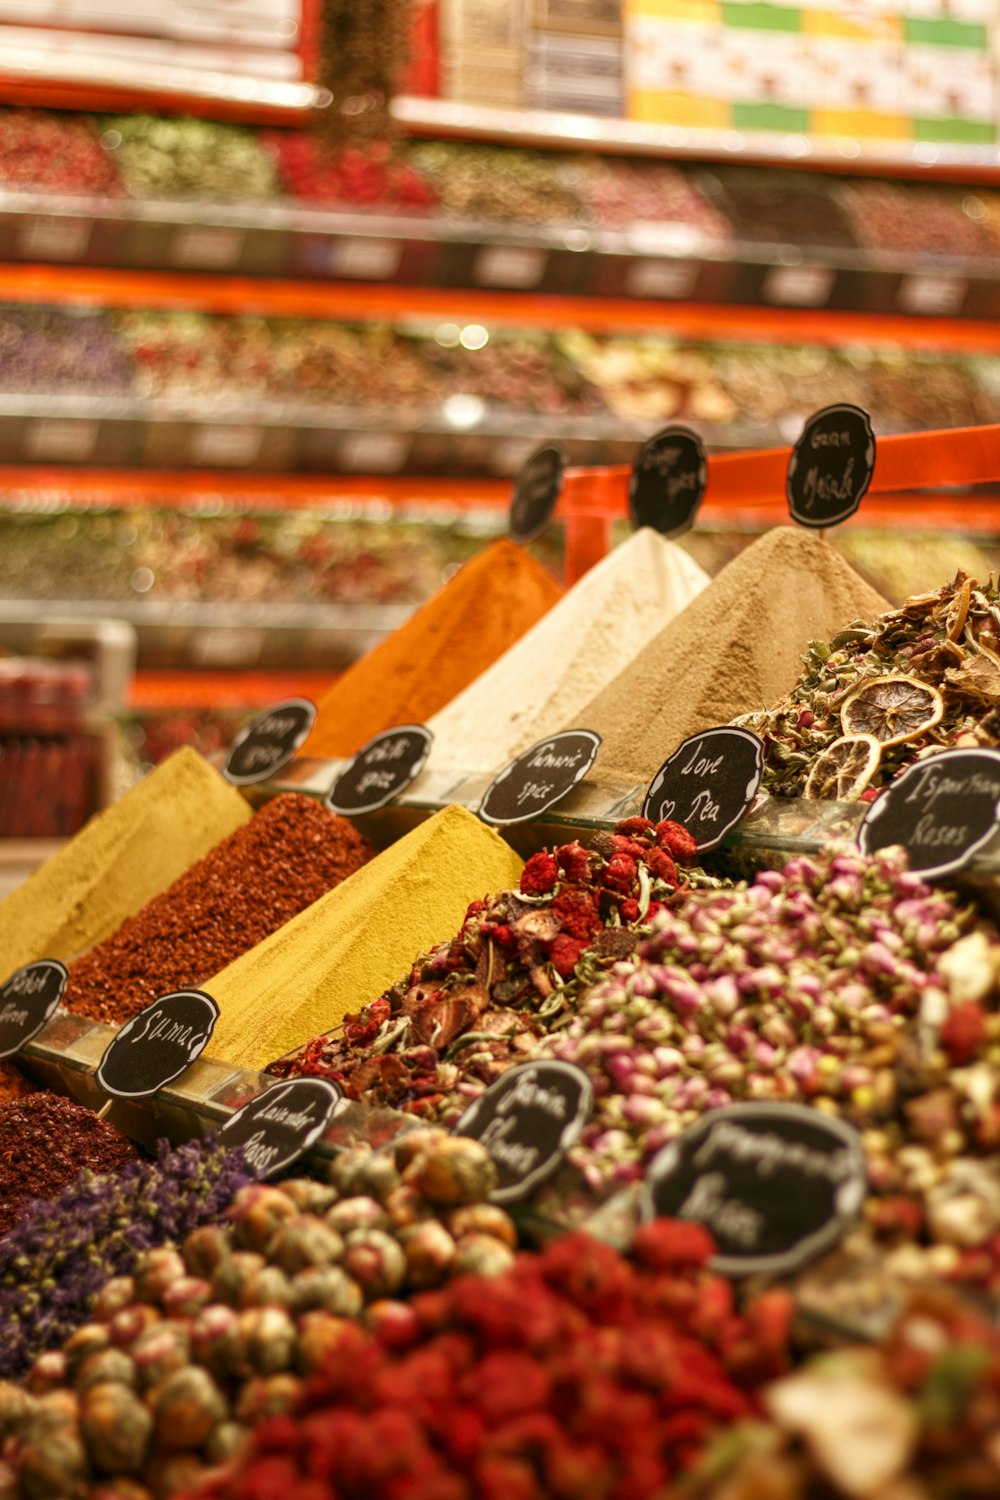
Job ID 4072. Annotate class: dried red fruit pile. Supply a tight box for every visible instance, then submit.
[269,818,699,1121]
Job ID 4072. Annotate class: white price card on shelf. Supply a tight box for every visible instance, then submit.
[24,419,98,462]
[473,246,547,289]
[897,275,967,316]
[763,264,835,308]
[327,238,402,279]
[171,226,245,270]
[337,432,410,472]
[191,425,262,467]
[624,259,698,299]
[17,216,92,261]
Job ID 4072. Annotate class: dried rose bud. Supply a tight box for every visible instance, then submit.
[75,1348,137,1393]
[342,1229,407,1300]
[362,1299,421,1351]
[277,1179,337,1215]
[229,1183,297,1254]
[238,1265,295,1310]
[189,1305,239,1383]
[130,1324,191,1393]
[288,1264,363,1319]
[211,1251,265,1308]
[160,1276,213,1321]
[326,1195,387,1236]
[182,1225,232,1280]
[109,1306,161,1350]
[16,1410,89,1500]
[223,1308,296,1379]
[34,1390,78,1422]
[294,1312,354,1376]
[23,1351,67,1396]
[398,1221,455,1290]
[92,1277,135,1323]
[404,1136,497,1207]
[329,1148,399,1203]
[269,1216,344,1276]
[446,1203,518,1249]
[81,1382,153,1476]
[151,1367,227,1451]
[64,1324,112,1377]
[204,1421,248,1467]
[451,1232,516,1278]
[234,1373,302,1425]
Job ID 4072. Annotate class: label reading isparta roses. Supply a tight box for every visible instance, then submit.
[860,747,1000,879]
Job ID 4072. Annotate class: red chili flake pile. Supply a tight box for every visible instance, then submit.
[0,1091,141,1236]
[269,817,703,1121]
[63,794,375,1026]
[188,1220,791,1500]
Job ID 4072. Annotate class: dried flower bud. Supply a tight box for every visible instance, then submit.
[17,1409,89,1500]
[237,1265,295,1311]
[342,1229,407,1299]
[181,1226,232,1280]
[64,1325,111,1379]
[234,1373,302,1424]
[75,1348,136,1393]
[325,1195,387,1236]
[0,1381,36,1440]
[398,1221,456,1289]
[109,1306,161,1350]
[130,1324,191,1393]
[451,1232,516,1279]
[229,1184,297,1254]
[92,1277,135,1323]
[404,1136,497,1207]
[446,1203,518,1249]
[382,1184,424,1230]
[223,1308,296,1379]
[160,1276,213,1322]
[362,1299,421,1351]
[80,1382,152,1476]
[392,1128,450,1170]
[211,1252,265,1308]
[189,1304,239,1383]
[276,1179,337,1215]
[204,1421,247,1467]
[23,1351,67,1396]
[329,1148,399,1203]
[269,1216,344,1276]
[145,1451,205,1500]
[293,1312,354,1377]
[132,1249,186,1307]
[288,1264,362,1319]
[151,1366,227,1451]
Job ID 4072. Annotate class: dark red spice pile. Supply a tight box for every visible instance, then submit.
[270,818,699,1122]
[189,1221,791,1500]
[0,1061,34,1107]
[0,1091,141,1236]
[63,794,375,1026]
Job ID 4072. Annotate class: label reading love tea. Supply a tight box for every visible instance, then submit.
[860,747,1000,879]
[326,725,433,815]
[629,425,707,537]
[455,1061,593,1204]
[509,444,565,545]
[219,1078,343,1180]
[480,730,601,826]
[96,990,220,1099]
[223,698,316,786]
[641,1103,866,1276]
[0,959,67,1059]
[643,727,763,851]
[786,404,876,530]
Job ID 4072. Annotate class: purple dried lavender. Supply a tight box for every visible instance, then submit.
[0,1134,248,1378]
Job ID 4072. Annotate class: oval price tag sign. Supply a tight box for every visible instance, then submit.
[219,1078,343,1179]
[641,1103,866,1277]
[480,730,601,827]
[643,726,763,851]
[509,444,565,545]
[455,1061,592,1204]
[97,990,220,1099]
[223,698,316,786]
[0,959,67,1059]
[629,425,707,537]
[859,747,1000,879]
[786,403,876,530]
[326,725,433,816]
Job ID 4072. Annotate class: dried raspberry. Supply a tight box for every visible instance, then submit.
[485,924,514,948]
[615,817,655,840]
[612,835,647,860]
[520,852,558,896]
[631,1219,715,1270]
[655,821,698,862]
[602,853,637,893]
[619,899,640,923]
[555,842,591,884]
[645,847,678,885]
[552,890,601,941]
[549,934,587,978]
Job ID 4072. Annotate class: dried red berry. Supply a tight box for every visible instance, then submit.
[520,852,559,896]
[654,821,698,862]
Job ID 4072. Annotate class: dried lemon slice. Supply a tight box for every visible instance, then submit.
[804,734,881,800]
[840,675,944,747]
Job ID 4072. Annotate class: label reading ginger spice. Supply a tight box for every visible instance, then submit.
[219,1078,343,1180]
[786,404,875,530]
[629,425,707,537]
[509,444,565,545]
[643,726,763,852]
[326,725,432,816]
[479,730,601,826]
[223,698,316,786]
[859,747,1000,880]
[97,990,220,1099]
[0,959,67,1059]
[455,1061,592,1204]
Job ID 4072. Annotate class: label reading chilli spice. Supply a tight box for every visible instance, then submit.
[97,990,220,1099]
[455,1062,593,1205]
[0,959,67,1059]
[326,725,433,815]
[643,727,763,851]
[509,444,565,545]
[480,730,601,826]
[786,404,876,530]
[629,426,708,537]
[859,747,1000,879]
[641,1103,866,1277]
[219,1078,343,1179]
[223,698,317,786]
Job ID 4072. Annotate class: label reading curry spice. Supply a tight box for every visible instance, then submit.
[455,1061,593,1204]
[0,959,67,1059]
[479,730,601,826]
[786,404,875,530]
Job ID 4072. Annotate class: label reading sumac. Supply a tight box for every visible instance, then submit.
[479,730,601,826]
[509,444,565,545]
[629,426,707,538]
[641,1103,866,1277]
[786,404,876,530]
[455,1061,593,1204]
[326,725,432,816]
[223,698,316,786]
[643,727,763,851]
[96,990,220,1099]
[0,959,67,1059]
[219,1078,343,1180]
[859,747,1000,879]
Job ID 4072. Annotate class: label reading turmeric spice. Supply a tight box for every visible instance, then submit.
[480,730,601,826]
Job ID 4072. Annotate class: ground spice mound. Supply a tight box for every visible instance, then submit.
[572,526,890,790]
[0,747,250,981]
[0,1061,33,1106]
[62,794,375,1026]
[0,1091,141,1236]
[207,804,524,1072]
[302,539,562,759]
[426,528,708,773]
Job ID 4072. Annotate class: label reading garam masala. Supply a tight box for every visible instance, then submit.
[219,1078,343,1179]
[509,444,565,545]
[455,1062,592,1204]
[326,725,433,815]
[629,425,707,537]
[786,404,875,530]
[860,747,1000,879]
[643,727,763,851]
[96,990,219,1099]
[480,730,601,826]
[223,698,316,786]
[0,959,67,1059]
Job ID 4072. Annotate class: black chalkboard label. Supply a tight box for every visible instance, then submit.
[859,747,1000,879]
[641,1103,865,1276]
[454,1061,593,1204]
[218,1077,343,1179]
[629,425,708,537]
[480,730,601,827]
[642,726,763,851]
[786,403,876,529]
[223,698,316,786]
[326,725,433,816]
[509,444,565,545]
[96,990,220,1099]
[0,959,67,1059]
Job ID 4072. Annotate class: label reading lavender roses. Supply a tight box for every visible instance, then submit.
[629,425,707,537]
[509,444,565,544]
[97,990,220,1099]
[642,727,763,851]
[786,404,876,530]
[326,725,433,816]
[219,1078,343,1179]
[479,730,601,827]
[641,1103,866,1276]
[0,959,67,1059]
[859,747,1000,879]
[223,698,316,786]
[455,1062,593,1205]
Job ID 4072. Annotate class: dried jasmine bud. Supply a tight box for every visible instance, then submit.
[132,1249,186,1307]
[397,1221,455,1290]
[150,1366,227,1451]
[293,1312,354,1376]
[451,1232,516,1278]
[404,1137,498,1207]
[234,1373,302,1424]
[446,1203,518,1249]
[223,1308,296,1379]
[80,1382,152,1476]
[92,1277,135,1323]
[342,1229,407,1299]
[325,1195,388,1236]
[276,1179,337,1215]
[211,1252,265,1308]
[181,1226,231,1280]
[74,1348,136,1393]
[237,1265,295,1311]
[130,1324,190,1393]
[288,1264,363,1319]
[23,1351,67,1395]
[228,1184,297,1255]
[161,1277,213,1321]
[269,1216,344,1276]
[188,1304,239,1384]
[16,1407,89,1500]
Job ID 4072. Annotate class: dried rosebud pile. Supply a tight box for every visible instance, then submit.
[269,818,702,1122]
[186,1221,792,1500]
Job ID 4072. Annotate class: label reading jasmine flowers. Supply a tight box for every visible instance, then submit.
[223,698,316,786]
[643,726,763,851]
[860,747,1000,879]
[642,1103,866,1276]
[480,730,601,826]
[629,425,707,537]
[786,404,875,530]
[0,959,67,1059]
[455,1061,593,1204]
[219,1078,343,1179]
[327,725,433,815]
[97,990,220,1099]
